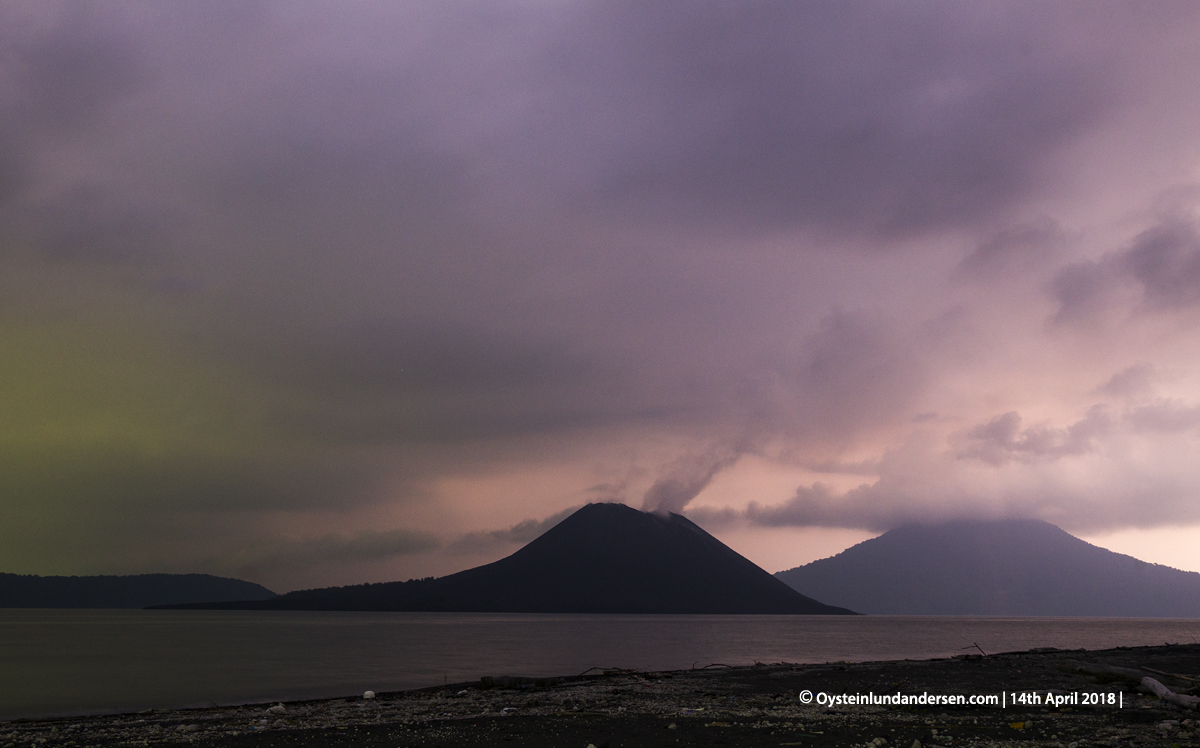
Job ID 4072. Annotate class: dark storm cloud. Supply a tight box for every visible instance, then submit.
[1122,221,1200,309]
[741,482,885,529]
[1097,364,1158,399]
[0,447,378,517]
[782,309,928,440]
[300,322,599,396]
[447,507,578,556]
[0,4,160,261]
[553,2,1111,237]
[1051,260,1116,324]
[1053,219,1200,322]
[1,182,180,269]
[264,321,677,444]
[212,137,473,244]
[0,140,24,207]
[169,1,1125,249]
[721,461,1200,534]
[11,12,144,132]
[0,4,144,146]
[35,188,174,264]
[688,481,919,533]
[1125,400,1200,434]
[0,446,391,580]
[956,217,1066,279]
[954,407,1111,465]
[226,528,440,576]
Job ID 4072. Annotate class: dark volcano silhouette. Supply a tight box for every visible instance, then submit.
[776,519,1200,616]
[160,503,854,614]
[0,572,274,609]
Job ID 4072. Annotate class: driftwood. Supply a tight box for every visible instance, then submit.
[1059,661,1198,710]
[1140,677,1200,710]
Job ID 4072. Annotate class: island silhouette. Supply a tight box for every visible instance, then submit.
[0,573,274,609]
[776,518,1200,616]
[154,503,855,614]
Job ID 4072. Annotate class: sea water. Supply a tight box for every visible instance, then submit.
[2,610,1198,720]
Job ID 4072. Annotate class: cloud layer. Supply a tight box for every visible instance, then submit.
[4,1,1200,588]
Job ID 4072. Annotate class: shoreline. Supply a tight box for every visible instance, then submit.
[4,643,1199,747]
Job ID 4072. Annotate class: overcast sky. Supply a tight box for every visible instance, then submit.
[5,1,1200,592]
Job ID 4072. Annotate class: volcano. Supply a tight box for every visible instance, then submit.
[162,503,854,614]
[776,519,1200,616]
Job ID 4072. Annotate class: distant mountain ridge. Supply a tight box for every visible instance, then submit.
[0,573,275,609]
[160,503,855,614]
[775,519,1200,616]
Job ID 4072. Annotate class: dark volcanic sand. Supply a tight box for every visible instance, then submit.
[6,644,1200,748]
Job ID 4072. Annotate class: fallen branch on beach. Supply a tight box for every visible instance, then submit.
[1139,677,1200,710]
[1059,660,1199,710]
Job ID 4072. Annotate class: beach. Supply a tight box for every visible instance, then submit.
[4,643,1199,747]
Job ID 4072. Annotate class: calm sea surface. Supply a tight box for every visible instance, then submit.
[2,610,1199,720]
